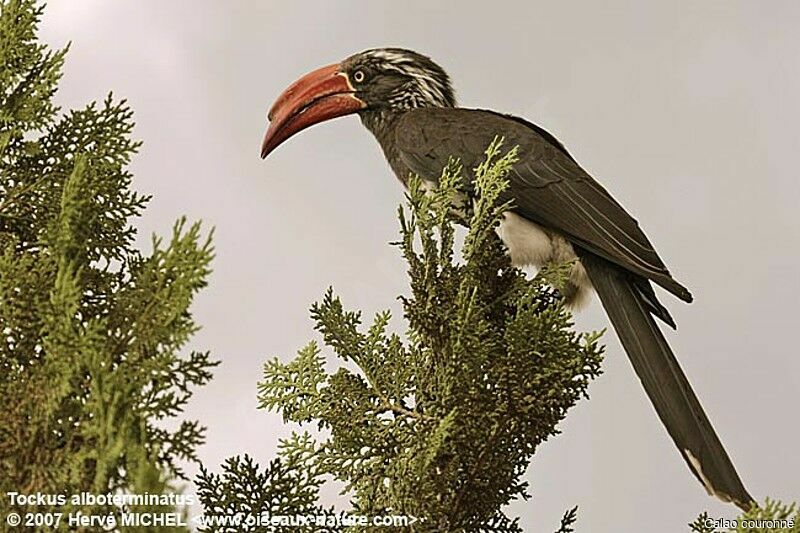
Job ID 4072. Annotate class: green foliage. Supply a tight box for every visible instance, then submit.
[553,506,578,533]
[196,439,335,533]
[690,499,799,533]
[200,140,603,532]
[0,0,216,528]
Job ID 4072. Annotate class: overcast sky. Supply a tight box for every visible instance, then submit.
[40,1,799,531]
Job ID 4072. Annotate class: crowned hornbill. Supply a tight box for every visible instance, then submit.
[259,48,753,509]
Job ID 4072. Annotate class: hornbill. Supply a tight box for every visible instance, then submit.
[259,48,754,510]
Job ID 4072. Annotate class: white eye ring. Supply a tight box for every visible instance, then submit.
[353,70,365,83]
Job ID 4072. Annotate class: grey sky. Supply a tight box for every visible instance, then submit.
[40,1,798,531]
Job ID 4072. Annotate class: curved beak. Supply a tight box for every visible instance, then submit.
[260,63,366,159]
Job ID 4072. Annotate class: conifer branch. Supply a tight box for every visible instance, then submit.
[236,139,605,530]
[1,2,216,525]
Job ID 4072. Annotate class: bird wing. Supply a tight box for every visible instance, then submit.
[394,107,692,303]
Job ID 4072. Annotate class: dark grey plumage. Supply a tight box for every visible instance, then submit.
[580,253,752,508]
[339,48,754,510]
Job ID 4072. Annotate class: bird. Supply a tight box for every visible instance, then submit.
[259,47,754,510]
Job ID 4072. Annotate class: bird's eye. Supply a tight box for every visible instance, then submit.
[353,70,365,83]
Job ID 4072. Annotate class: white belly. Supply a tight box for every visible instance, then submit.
[413,181,592,306]
[496,212,592,307]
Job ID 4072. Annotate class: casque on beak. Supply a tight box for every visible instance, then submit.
[260,63,366,159]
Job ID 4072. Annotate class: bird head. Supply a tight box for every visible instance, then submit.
[260,48,455,159]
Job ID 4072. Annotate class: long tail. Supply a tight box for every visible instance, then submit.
[580,254,754,510]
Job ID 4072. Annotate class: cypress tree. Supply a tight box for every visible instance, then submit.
[0,1,216,529]
[198,142,604,532]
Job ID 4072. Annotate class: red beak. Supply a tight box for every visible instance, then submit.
[260,63,366,159]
